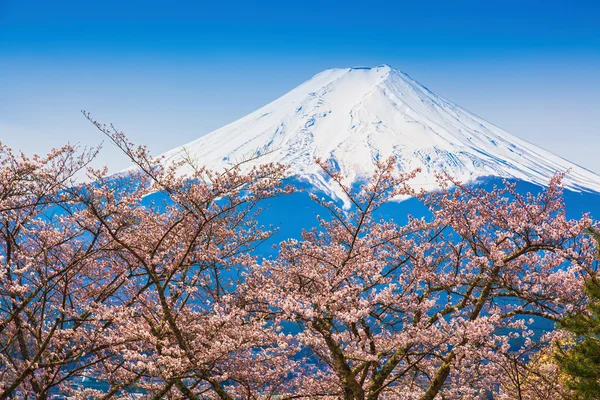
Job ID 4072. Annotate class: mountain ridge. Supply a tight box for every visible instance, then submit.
[159,65,600,202]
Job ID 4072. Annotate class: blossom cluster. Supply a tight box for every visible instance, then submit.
[0,126,596,399]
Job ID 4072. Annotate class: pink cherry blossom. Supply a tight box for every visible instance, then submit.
[1,122,596,399]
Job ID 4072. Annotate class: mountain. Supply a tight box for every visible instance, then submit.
[160,65,600,202]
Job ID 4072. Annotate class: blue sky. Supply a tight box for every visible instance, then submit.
[1,0,599,172]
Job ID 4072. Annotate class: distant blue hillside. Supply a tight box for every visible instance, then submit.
[253,177,600,259]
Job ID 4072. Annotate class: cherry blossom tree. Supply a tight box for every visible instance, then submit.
[65,118,295,399]
[0,121,293,399]
[0,141,108,399]
[243,158,598,399]
[1,122,597,399]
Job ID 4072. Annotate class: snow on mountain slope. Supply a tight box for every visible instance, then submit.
[160,65,600,202]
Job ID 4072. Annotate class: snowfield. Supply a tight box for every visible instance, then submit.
[160,65,600,201]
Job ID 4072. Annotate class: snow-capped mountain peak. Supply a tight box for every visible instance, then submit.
[160,65,600,201]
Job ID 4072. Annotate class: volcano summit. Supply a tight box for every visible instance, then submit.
[160,65,600,199]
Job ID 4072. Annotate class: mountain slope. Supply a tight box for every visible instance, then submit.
[160,65,600,200]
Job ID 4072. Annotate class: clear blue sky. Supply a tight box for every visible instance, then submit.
[1,0,599,172]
